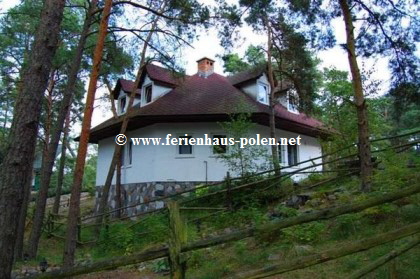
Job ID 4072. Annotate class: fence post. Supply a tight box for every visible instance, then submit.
[389,259,398,279]
[168,200,187,279]
[225,172,233,212]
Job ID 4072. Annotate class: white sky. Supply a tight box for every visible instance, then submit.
[1,0,391,129]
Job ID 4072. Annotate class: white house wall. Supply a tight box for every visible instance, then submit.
[240,73,271,101]
[95,122,323,186]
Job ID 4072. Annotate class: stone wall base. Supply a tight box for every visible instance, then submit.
[94,181,211,219]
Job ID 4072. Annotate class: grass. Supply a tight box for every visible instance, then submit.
[14,152,420,278]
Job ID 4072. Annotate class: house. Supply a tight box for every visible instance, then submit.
[89,57,329,215]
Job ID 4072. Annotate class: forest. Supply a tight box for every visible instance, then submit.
[0,0,418,278]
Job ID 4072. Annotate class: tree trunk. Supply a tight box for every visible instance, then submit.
[63,0,113,268]
[52,111,71,215]
[95,17,159,232]
[339,0,373,192]
[115,158,122,218]
[14,177,32,260]
[266,20,280,176]
[0,0,66,277]
[26,0,98,259]
[14,70,58,258]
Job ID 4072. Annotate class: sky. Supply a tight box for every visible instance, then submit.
[1,0,391,129]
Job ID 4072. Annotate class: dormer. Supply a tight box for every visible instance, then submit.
[112,79,142,115]
[117,92,127,115]
[141,75,154,106]
[277,87,299,114]
[256,75,270,105]
[287,88,299,113]
[232,71,271,106]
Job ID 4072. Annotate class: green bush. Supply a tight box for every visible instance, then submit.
[283,221,326,243]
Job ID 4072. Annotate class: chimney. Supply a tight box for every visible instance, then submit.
[197,57,215,77]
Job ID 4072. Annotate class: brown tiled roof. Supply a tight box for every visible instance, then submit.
[113,64,182,98]
[112,79,141,98]
[145,63,182,86]
[87,64,331,143]
[227,64,266,86]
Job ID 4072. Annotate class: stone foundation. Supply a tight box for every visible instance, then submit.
[95,181,209,218]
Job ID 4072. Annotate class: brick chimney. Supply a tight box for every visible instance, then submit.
[197,57,215,77]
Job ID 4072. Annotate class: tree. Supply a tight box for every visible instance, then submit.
[221,45,265,74]
[221,53,250,74]
[95,0,211,231]
[26,0,99,259]
[218,112,270,177]
[388,82,420,133]
[62,0,113,267]
[0,0,66,277]
[220,0,320,175]
[285,0,418,191]
[52,111,71,215]
[317,68,357,149]
[338,0,373,191]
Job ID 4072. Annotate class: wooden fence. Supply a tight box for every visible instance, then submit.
[29,181,420,279]
[30,129,420,278]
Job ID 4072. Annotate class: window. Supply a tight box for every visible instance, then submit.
[120,141,133,166]
[278,144,286,164]
[127,141,133,165]
[258,82,269,104]
[288,89,299,112]
[287,145,299,166]
[145,85,152,103]
[178,135,192,155]
[119,96,127,114]
[212,135,227,154]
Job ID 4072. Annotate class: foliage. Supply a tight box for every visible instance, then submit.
[387,82,420,133]
[151,258,170,273]
[286,0,418,95]
[317,67,396,154]
[219,1,322,113]
[373,151,419,192]
[217,112,270,177]
[221,45,265,74]
[82,155,98,195]
[95,213,169,257]
[283,221,326,244]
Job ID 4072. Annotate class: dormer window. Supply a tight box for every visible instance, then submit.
[287,89,299,113]
[144,85,152,104]
[118,95,127,114]
[257,82,269,104]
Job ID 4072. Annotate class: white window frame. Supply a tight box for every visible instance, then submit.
[118,94,127,115]
[127,140,133,166]
[257,82,269,105]
[142,82,153,105]
[278,142,299,167]
[287,89,299,114]
[175,134,194,158]
[278,144,287,165]
[211,134,228,155]
[120,141,133,168]
[287,144,299,166]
